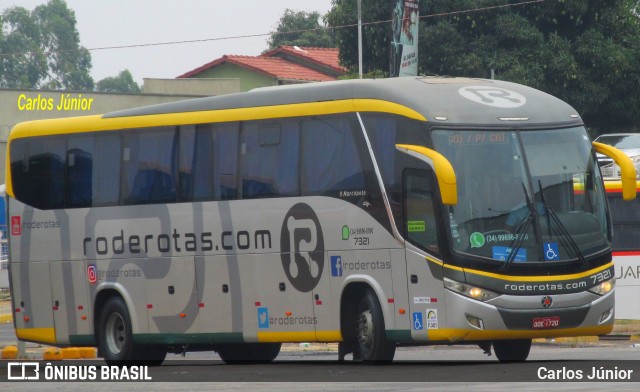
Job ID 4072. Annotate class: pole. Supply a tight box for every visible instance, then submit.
[358,0,363,79]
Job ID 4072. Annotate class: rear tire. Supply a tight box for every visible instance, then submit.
[353,289,396,363]
[216,343,281,364]
[97,296,166,365]
[492,339,532,362]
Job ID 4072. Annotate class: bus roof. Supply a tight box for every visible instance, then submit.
[103,77,580,126]
[9,77,582,141]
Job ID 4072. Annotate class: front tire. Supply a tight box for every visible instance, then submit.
[354,289,396,363]
[492,339,532,362]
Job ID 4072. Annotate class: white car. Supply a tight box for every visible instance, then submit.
[594,133,640,179]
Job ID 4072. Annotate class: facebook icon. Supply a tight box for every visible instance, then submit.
[330,255,343,277]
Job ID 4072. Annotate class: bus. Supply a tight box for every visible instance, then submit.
[605,180,640,320]
[6,77,636,364]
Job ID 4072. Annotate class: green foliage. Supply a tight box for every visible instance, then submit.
[96,70,141,93]
[339,68,389,80]
[268,9,335,49]
[326,0,640,132]
[0,0,93,90]
[326,0,392,74]
[419,0,640,132]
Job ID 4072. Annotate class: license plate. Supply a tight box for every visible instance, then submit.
[532,316,560,329]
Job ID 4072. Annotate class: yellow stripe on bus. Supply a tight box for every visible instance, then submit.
[427,325,612,341]
[7,99,426,141]
[425,256,613,283]
[257,330,342,343]
[16,328,57,344]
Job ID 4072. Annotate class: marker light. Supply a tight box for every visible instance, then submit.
[466,314,485,330]
[444,277,500,302]
[599,308,614,324]
[588,278,615,296]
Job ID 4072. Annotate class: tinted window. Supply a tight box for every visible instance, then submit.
[179,122,240,201]
[10,137,65,209]
[608,193,640,251]
[241,121,299,198]
[179,124,214,201]
[213,122,239,200]
[301,116,366,194]
[363,114,431,235]
[404,169,440,254]
[121,127,177,204]
[67,133,121,207]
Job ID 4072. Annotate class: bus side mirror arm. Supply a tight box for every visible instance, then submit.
[592,142,637,201]
[395,144,458,205]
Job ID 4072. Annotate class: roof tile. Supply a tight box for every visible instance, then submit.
[178,46,343,81]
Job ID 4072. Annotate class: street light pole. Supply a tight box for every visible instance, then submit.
[358,0,363,79]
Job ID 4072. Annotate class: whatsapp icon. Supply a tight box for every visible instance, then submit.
[470,232,485,248]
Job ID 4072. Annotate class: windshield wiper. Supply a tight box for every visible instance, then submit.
[538,180,589,269]
[501,183,536,271]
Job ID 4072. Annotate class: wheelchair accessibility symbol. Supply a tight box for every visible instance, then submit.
[544,242,559,261]
[412,312,423,330]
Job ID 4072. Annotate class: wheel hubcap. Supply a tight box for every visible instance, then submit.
[105,313,126,355]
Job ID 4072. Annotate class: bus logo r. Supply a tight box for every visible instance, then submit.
[11,216,21,236]
[280,203,325,292]
[87,264,97,284]
[458,86,526,108]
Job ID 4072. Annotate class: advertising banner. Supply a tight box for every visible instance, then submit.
[391,0,419,77]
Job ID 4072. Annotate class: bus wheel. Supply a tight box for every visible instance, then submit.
[492,339,532,362]
[97,296,167,365]
[98,297,138,363]
[354,289,396,363]
[216,343,281,364]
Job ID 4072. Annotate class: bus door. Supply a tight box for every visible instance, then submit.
[402,168,447,340]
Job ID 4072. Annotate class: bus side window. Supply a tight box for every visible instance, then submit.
[403,169,440,254]
[214,123,239,200]
[301,116,365,195]
[122,127,177,205]
[240,121,299,199]
[179,124,215,201]
[10,137,65,210]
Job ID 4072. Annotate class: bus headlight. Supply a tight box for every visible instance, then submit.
[588,278,615,296]
[444,277,500,302]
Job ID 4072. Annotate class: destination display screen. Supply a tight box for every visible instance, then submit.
[446,131,509,145]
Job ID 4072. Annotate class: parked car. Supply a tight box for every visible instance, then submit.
[594,133,640,179]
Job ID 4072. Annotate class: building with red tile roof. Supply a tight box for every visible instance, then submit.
[177,46,345,92]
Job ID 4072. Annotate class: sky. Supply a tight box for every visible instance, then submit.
[1,0,334,85]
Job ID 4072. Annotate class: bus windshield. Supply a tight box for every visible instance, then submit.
[431,127,609,264]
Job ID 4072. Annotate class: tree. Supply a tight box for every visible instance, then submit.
[326,1,640,132]
[0,0,93,90]
[268,9,335,49]
[326,0,392,75]
[418,0,640,132]
[96,70,141,93]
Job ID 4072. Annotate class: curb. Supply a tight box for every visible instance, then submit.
[43,347,97,360]
[1,345,97,360]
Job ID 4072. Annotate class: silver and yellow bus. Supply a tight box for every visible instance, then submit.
[6,77,636,364]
